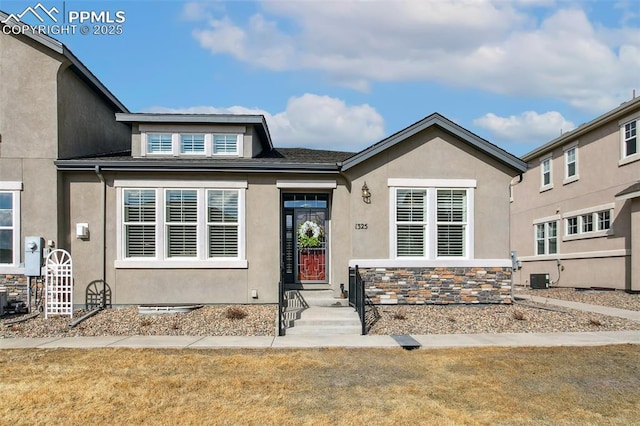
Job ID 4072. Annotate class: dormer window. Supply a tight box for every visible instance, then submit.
[147,133,172,154]
[181,134,205,155]
[141,132,243,157]
[214,134,240,155]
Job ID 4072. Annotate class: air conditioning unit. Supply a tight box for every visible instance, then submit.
[530,274,550,289]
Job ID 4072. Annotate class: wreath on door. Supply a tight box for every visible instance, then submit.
[297,220,323,248]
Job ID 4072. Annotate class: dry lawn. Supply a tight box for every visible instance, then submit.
[1,346,639,425]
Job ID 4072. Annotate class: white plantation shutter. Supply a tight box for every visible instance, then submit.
[207,190,239,257]
[147,133,172,154]
[213,134,239,154]
[124,189,156,257]
[395,189,426,257]
[436,189,466,257]
[165,190,198,257]
[180,134,205,154]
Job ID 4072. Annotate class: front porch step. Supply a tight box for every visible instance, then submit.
[298,289,349,307]
[285,306,362,335]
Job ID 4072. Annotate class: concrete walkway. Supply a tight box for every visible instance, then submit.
[2,296,640,350]
[515,294,640,322]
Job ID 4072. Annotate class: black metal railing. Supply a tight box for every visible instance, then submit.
[348,265,366,335]
[278,267,286,336]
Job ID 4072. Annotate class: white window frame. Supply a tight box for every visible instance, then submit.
[180,134,206,155]
[563,143,579,184]
[0,182,22,271]
[619,114,640,166]
[534,220,558,256]
[388,179,475,260]
[540,155,553,192]
[213,134,242,156]
[562,203,614,241]
[115,180,247,268]
[145,133,174,155]
[141,132,242,158]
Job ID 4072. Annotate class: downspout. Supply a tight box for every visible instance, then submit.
[94,165,107,309]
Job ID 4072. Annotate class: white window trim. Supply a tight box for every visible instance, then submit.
[179,133,207,156]
[387,178,477,188]
[0,182,22,270]
[539,155,553,192]
[143,132,174,156]
[276,180,337,189]
[388,184,474,260]
[140,132,243,158]
[534,220,558,256]
[563,142,579,185]
[619,117,639,166]
[561,204,614,241]
[213,134,243,156]
[115,182,247,269]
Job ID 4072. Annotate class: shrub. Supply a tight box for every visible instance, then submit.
[225,306,248,320]
[140,318,152,327]
[589,318,603,327]
[392,310,406,320]
[512,310,525,321]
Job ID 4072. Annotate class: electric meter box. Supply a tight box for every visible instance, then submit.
[24,236,45,276]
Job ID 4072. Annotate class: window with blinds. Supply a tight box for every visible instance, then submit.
[0,192,14,264]
[180,134,205,154]
[207,190,239,257]
[436,189,466,257]
[213,134,239,155]
[147,133,172,154]
[395,189,426,257]
[166,190,198,257]
[124,189,156,257]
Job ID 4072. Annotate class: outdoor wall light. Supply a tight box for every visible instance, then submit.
[361,182,371,204]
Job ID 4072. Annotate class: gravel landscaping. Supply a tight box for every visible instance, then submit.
[2,287,640,338]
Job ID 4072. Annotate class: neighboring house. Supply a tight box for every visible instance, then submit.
[510,95,640,292]
[57,113,526,306]
[0,13,130,301]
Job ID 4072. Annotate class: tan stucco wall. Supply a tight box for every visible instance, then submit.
[0,33,62,256]
[346,127,516,260]
[513,257,628,289]
[510,104,640,290]
[57,65,130,159]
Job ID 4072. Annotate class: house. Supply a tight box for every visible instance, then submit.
[510,95,640,292]
[0,13,130,303]
[57,113,526,306]
[1,13,527,309]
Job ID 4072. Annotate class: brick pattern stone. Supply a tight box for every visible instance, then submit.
[0,274,43,306]
[358,267,512,305]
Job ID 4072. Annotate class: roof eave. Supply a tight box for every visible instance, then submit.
[522,97,640,162]
[54,159,340,174]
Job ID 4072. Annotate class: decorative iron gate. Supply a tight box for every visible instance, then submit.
[45,249,73,318]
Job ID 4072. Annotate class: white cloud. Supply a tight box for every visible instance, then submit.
[474,111,575,144]
[145,93,385,152]
[187,1,640,113]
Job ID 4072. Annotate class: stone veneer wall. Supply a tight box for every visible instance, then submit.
[0,274,43,306]
[358,267,512,304]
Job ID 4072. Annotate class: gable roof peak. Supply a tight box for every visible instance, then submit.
[341,112,526,173]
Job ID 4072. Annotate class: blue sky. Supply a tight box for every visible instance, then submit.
[2,0,640,156]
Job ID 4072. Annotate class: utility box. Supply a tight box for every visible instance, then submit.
[530,273,550,289]
[24,236,45,276]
